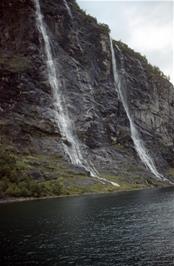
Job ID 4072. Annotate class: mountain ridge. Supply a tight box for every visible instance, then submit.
[0,0,173,198]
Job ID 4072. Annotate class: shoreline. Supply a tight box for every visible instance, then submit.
[0,184,172,205]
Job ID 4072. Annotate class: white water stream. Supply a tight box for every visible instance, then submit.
[34,0,119,186]
[63,0,73,19]
[110,36,167,182]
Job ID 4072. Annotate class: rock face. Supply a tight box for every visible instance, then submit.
[0,0,174,182]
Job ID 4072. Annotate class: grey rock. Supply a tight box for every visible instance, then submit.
[0,0,173,181]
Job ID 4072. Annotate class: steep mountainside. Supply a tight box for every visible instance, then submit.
[0,0,174,198]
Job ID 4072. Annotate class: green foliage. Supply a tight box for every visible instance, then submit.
[0,146,27,182]
[0,146,64,198]
[83,12,97,24]
[115,40,169,81]
[167,168,174,177]
[72,1,110,34]
[73,2,97,25]
[115,40,148,64]
[0,55,30,72]
[0,145,151,200]
[146,64,168,79]
[98,23,110,34]
[0,176,64,198]
[71,1,83,13]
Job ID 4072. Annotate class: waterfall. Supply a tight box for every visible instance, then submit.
[63,0,83,53]
[63,0,73,19]
[34,0,95,175]
[33,0,119,187]
[109,36,167,182]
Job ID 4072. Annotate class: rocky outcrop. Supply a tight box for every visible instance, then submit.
[114,42,174,171]
[0,0,174,187]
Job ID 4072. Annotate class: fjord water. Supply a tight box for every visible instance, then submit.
[109,37,166,182]
[1,188,174,265]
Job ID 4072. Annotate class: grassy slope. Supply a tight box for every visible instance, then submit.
[0,5,172,200]
[0,144,167,200]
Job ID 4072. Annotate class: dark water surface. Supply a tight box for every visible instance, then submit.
[0,188,174,265]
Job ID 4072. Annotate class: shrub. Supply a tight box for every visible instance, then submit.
[5,183,21,197]
[0,146,27,182]
[0,146,65,198]
[115,40,169,81]
[0,55,30,72]
[115,40,148,64]
[52,178,64,195]
[99,23,110,34]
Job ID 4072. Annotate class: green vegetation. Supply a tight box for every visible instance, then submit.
[72,1,97,23]
[167,168,174,178]
[62,174,147,196]
[72,1,110,35]
[0,55,30,72]
[115,40,169,81]
[0,176,64,198]
[73,1,169,82]
[0,144,158,200]
[0,145,64,198]
[114,40,148,65]
[98,23,110,34]
[83,12,97,24]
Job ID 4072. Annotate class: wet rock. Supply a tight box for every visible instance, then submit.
[62,137,72,147]
[0,0,173,181]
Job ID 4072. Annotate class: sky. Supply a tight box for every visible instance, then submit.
[77,0,174,84]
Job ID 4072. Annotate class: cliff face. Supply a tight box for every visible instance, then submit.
[0,0,174,194]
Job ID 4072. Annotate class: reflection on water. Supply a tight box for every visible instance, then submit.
[0,187,174,265]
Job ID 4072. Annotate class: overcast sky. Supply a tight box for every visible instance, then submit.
[77,0,174,84]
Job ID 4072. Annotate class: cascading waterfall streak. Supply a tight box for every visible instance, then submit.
[63,0,73,19]
[33,0,119,186]
[63,0,83,52]
[34,0,95,175]
[109,36,167,182]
